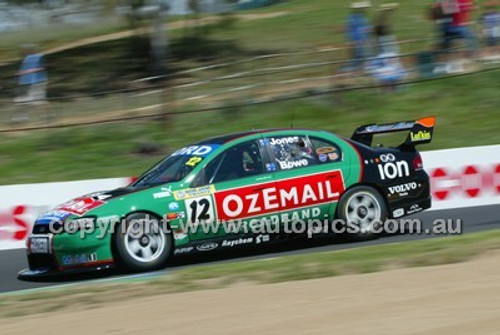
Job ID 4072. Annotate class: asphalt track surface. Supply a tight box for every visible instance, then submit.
[1,204,500,294]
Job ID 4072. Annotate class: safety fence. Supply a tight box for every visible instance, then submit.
[0,37,435,101]
[0,65,498,133]
[0,34,497,132]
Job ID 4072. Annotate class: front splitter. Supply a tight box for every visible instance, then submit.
[18,263,115,281]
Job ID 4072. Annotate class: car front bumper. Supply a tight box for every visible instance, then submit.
[19,231,115,280]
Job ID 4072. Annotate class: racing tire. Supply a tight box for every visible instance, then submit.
[336,185,387,241]
[113,213,173,272]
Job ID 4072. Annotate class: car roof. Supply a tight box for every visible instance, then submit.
[195,130,262,145]
[195,128,326,145]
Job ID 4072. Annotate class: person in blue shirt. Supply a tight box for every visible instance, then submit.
[481,0,500,60]
[13,45,48,121]
[345,2,373,70]
[367,52,407,93]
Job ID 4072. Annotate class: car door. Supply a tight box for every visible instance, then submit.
[187,138,276,241]
[261,133,347,228]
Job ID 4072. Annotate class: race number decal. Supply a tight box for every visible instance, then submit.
[185,156,203,167]
[185,196,215,225]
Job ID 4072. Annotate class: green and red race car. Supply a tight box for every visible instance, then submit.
[19,117,435,278]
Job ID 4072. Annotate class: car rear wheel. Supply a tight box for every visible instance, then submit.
[113,213,172,272]
[336,185,386,241]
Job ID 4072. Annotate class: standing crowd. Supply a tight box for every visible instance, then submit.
[344,1,500,90]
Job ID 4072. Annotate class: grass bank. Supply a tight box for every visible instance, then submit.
[0,0,498,185]
[0,68,499,185]
[2,229,500,318]
[0,0,438,96]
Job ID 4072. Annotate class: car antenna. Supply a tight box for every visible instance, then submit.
[290,113,294,128]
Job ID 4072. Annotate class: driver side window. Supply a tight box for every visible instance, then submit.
[194,140,264,186]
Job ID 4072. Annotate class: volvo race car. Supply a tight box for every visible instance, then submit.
[19,117,435,278]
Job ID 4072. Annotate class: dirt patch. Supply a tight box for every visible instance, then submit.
[2,251,500,334]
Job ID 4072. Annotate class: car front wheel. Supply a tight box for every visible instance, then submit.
[113,213,173,272]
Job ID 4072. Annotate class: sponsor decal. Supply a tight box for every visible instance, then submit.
[255,234,270,244]
[171,145,220,157]
[278,159,309,170]
[407,204,423,215]
[230,207,321,232]
[365,122,413,133]
[222,237,253,248]
[377,161,410,180]
[259,138,270,146]
[266,163,277,172]
[269,137,299,145]
[379,154,396,163]
[214,171,345,221]
[87,192,112,201]
[56,197,105,216]
[328,152,339,161]
[392,208,405,218]
[173,230,188,240]
[174,247,194,255]
[196,242,218,252]
[35,210,71,225]
[174,185,215,200]
[388,182,419,196]
[62,253,97,266]
[166,213,179,220]
[410,130,431,142]
[168,202,180,211]
[167,212,186,221]
[317,147,339,162]
[316,147,336,155]
[365,126,377,132]
[153,187,173,199]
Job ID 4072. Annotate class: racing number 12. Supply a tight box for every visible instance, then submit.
[185,196,214,225]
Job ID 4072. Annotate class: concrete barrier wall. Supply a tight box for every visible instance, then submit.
[1,145,499,250]
[0,178,130,250]
[421,145,500,210]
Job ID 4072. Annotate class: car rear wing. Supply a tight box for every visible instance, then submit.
[351,117,435,150]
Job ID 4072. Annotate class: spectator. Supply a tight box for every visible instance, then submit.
[480,0,500,61]
[429,0,457,49]
[345,2,372,70]
[13,45,48,122]
[429,0,457,74]
[374,3,400,54]
[431,0,478,73]
[429,0,455,31]
[367,52,407,93]
[444,0,478,57]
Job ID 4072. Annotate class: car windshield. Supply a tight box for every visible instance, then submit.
[131,144,220,188]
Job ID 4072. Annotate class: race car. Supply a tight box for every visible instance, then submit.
[19,117,435,278]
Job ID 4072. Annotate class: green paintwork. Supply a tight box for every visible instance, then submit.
[49,130,362,267]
